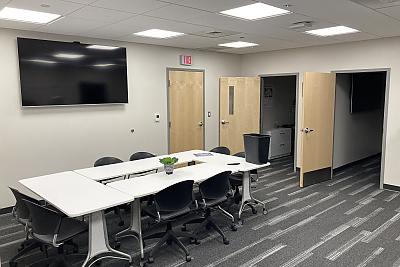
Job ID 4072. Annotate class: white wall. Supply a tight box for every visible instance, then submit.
[0,28,241,208]
[333,73,384,169]
[261,76,296,132]
[241,37,400,187]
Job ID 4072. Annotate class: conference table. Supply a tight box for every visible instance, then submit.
[19,150,270,266]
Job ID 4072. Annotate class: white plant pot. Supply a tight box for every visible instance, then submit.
[164,164,174,175]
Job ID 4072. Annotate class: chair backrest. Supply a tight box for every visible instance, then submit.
[210,146,231,155]
[154,180,194,212]
[130,151,156,161]
[199,171,232,200]
[234,152,245,158]
[9,187,41,222]
[22,199,62,236]
[94,157,123,167]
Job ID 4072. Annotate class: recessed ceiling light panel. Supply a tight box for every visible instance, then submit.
[218,41,259,48]
[134,29,185,39]
[220,3,291,21]
[87,45,120,50]
[0,7,61,24]
[305,26,359,36]
[54,53,84,59]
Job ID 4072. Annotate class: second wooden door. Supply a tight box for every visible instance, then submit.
[220,77,261,155]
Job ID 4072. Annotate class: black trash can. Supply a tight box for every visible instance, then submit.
[243,133,270,164]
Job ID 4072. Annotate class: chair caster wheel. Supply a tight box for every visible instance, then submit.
[114,241,121,249]
[9,262,17,267]
[190,238,200,245]
[223,238,230,245]
[139,259,146,267]
[186,256,192,262]
[148,257,154,264]
[230,224,238,231]
[238,219,243,225]
[181,225,187,232]
[118,221,125,227]
[263,209,268,215]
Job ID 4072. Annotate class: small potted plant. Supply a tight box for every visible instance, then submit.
[159,157,178,175]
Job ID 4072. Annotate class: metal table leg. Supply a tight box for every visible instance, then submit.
[82,211,132,267]
[115,199,145,266]
[238,170,268,220]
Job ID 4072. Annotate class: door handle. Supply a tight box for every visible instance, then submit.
[221,120,229,125]
[301,127,314,134]
[198,121,203,127]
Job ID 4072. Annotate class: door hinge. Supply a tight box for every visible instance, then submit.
[169,121,171,128]
[301,82,304,98]
[168,80,171,87]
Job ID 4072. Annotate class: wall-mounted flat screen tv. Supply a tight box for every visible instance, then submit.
[350,71,386,113]
[17,38,128,107]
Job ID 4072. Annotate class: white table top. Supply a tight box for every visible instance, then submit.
[108,163,231,198]
[74,150,270,181]
[19,171,134,217]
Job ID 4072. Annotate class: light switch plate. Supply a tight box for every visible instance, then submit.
[154,113,160,122]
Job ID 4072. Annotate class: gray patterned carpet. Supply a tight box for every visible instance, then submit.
[3,155,400,267]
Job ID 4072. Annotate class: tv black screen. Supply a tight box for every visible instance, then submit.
[17,38,128,106]
[351,71,386,113]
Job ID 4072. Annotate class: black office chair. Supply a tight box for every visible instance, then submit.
[210,146,231,155]
[144,180,197,264]
[129,151,156,161]
[183,171,236,245]
[94,156,125,226]
[9,188,47,267]
[228,152,258,214]
[129,151,158,178]
[15,199,87,267]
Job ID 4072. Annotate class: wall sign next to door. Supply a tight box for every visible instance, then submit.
[180,55,192,66]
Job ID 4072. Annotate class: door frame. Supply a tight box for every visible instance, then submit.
[332,68,390,190]
[259,73,300,171]
[166,68,206,154]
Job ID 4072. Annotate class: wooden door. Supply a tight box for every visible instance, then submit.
[300,72,336,187]
[220,77,260,154]
[168,70,204,153]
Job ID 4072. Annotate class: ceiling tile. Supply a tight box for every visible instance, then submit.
[349,0,400,9]
[7,0,83,15]
[36,16,106,35]
[69,5,135,23]
[143,4,211,21]
[118,33,230,49]
[0,19,42,31]
[91,0,169,14]
[377,5,400,19]
[61,0,97,4]
[166,0,255,12]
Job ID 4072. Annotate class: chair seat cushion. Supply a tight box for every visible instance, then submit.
[143,205,192,221]
[33,218,87,245]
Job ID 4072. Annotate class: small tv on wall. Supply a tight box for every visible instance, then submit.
[17,37,128,107]
[350,71,386,113]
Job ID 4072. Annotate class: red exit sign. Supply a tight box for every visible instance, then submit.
[180,55,192,66]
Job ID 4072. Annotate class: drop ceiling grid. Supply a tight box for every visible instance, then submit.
[0,0,399,53]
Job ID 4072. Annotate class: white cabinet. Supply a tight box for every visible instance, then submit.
[265,128,292,159]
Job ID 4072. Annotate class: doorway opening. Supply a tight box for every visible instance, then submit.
[260,74,298,169]
[333,69,389,189]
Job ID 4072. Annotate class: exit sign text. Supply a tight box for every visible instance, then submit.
[180,55,192,66]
